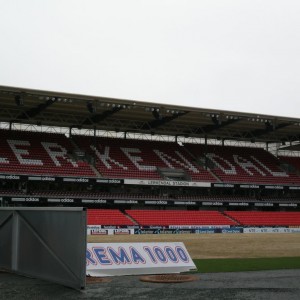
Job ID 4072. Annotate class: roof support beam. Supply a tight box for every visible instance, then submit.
[238,122,291,140]
[193,118,241,135]
[141,111,188,130]
[16,98,57,120]
[82,107,123,125]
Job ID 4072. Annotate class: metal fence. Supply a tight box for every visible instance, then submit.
[0,207,87,289]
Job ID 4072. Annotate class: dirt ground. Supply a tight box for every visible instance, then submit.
[88,233,300,259]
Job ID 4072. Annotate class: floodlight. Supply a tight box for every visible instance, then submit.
[87,101,95,113]
[15,94,24,106]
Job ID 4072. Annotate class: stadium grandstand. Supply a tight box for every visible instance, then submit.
[1,85,300,231]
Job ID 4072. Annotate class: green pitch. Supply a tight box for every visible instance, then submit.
[193,257,300,273]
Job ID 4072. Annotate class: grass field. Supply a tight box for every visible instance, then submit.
[88,233,300,259]
[193,257,300,273]
[88,233,300,273]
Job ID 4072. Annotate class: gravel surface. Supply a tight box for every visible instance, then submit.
[1,269,300,300]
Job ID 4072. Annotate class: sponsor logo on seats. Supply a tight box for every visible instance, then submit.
[202,201,223,206]
[145,200,168,205]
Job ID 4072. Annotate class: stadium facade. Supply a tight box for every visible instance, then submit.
[1,85,300,229]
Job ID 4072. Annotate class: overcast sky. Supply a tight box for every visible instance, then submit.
[0,0,300,118]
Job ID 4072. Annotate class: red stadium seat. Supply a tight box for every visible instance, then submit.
[224,211,300,226]
[87,209,136,226]
[0,129,96,177]
[72,136,217,182]
[125,209,237,226]
[184,144,300,185]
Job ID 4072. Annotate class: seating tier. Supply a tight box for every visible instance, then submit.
[125,209,237,226]
[73,136,217,182]
[225,211,300,226]
[0,129,95,177]
[185,144,300,185]
[87,209,135,225]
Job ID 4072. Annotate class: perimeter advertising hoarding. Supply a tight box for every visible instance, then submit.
[134,228,195,234]
[124,178,210,187]
[86,242,196,276]
[87,225,134,235]
[244,227,300,233]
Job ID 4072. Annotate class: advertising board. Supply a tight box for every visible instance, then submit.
[86,242,196,276]
[243,227,300,233]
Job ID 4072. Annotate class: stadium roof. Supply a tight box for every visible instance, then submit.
[1,85,300,144]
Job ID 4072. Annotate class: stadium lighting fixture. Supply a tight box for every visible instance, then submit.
[152,109,162,120]
[14,94,24,106]
[87,101,96,113]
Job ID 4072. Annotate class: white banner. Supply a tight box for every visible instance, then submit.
[86,242,196,276]
[87,226,134,235]
[244,227,300,234]
[169,225,230,229]
[124,179,211,187]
